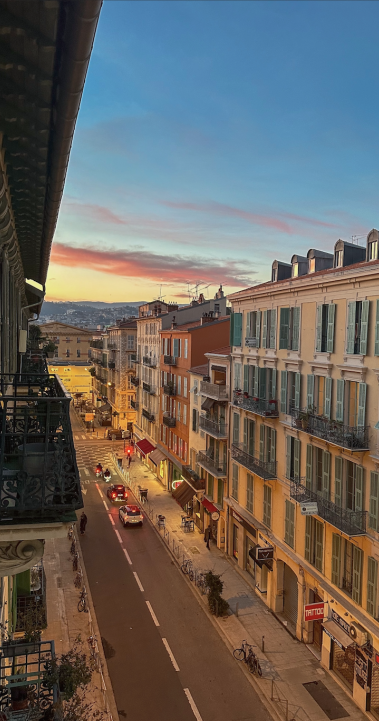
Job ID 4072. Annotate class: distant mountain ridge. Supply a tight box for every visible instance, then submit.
[43,300,146,311]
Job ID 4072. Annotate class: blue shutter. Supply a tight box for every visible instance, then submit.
[346,301,356,354]
[271,368,277,400]
[357,382,367,427]
[324,377,332,419]
[315,305,323,352]
[336,379,344,422]
[360,300,369,355]
[327,304,336,353]
[246,312,251,338]
[294,372,301,411]
[253,366,259,396]
[262,310,268,349]
[306,374,314,409]
[292,306,300,351]
[279,308,290,350]
[243,364,249,392]
[233,313,243,347]
[259,367,266,400]
[280,370,287,413]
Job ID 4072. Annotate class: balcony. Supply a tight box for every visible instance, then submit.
[163,383,176,396]
[0,373,82,525]
[197,450,227,478]
[131,376,139,387]
[0,639,57,716]
[163,413,176,428]
[108,361,115,370]
[16,560,47,633]
[199,415,228,439]
[232,392,279,418]
[231,443,277,480]
[200,381,229,401]
[182,466,202,484]
[143,382,156,395]
[132,355,141,364]
[108,342,117,350]
[290,481,367,537]
[164,355,176,366]
[90,339,103,349]
[131,398,139,410]
[291,409,369,451]
[143,355,156,367]
[142,409,155,422]
[22,352,48,375]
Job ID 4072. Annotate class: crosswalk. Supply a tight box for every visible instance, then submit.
[74,437,123,498]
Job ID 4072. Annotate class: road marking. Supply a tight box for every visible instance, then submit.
[81,488,87,495]
[108,514,115,526]
[82,435,86,440]
[162,638,179,671]
[114,529,123,544]
[102,500,108,509]
[146,601,160,627]
[74,435,79,440]
[133,572,144,592]
[84,468,90,476]
[123,548,132,565]
[184,689,203,721]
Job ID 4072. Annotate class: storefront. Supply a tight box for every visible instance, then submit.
[135,438,155,465]
[308,590,323,651]
[201,497,220,544]
[283,564,298,628]
[323,612,355,692]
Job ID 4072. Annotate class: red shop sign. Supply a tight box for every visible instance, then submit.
[304,602,325,622]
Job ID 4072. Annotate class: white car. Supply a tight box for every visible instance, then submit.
[119,504,143,527]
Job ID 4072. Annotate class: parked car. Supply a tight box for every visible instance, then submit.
[119,504,143,527]
[106,484,128,502]
[107,429,123,440]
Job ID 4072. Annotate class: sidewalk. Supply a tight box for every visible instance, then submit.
[113,454,366,721]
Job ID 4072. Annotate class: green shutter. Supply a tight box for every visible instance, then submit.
[369,471,379,531]
[233,412,240,444]
[285,500,295,548]
[270,428,276,463]
[355,465,364,512]
[316,305,323,352]
[322,451,330,499]
[243,364,249,392]
[294,372,301,411]
[271,368,277,401]
[306,444,313,489]
[286,436,291,480]
[367,557,378,617]
[324,376,332,419]
[336,379,344,422]
[331,534,341,586]
[346,301,356,354]
[292,306,300,351]
[307,374,314,409]
[360,300,369,355]
[253,366,259,396]
[262,310,268,349]
[246,311,251,338]
[234,362,241,390]
[233,313,243,347]
[352,546,363,605]
[335,457,343,507]
[375,300,379,356]
[327,303,336,353]
[229,312,235,347]
[315,520,323,572]
[259,424,265,462]
[256,310,261,348]
[280,370,287,413]
[269,309,277,349]
[294,438,300,481]
[259,367,266,400]
[357,383,367,427]
[279,307,290,350]
[263,485,271,527]
[305,516,311,562]
[243,417,248,451]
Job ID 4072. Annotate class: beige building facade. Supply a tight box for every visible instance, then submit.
[39,321,92,360]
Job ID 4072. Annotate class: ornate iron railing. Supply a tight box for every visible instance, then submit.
[142,409,155,422]
[232,392,279,418]
[22,352,48,375]
[291,409,369,451]
[231,442,277,480]
[199,415,228,438]
[163,384,176,396]
[143,356,156,367]
[131,399,138,410]
[143,382,156,395]
[200,381,229,401]
[163,355,176,366]
[130,376,139,387]
[0,373,82,523]
[163,414,176,428]
[197,450,227,478]
[0,639,58,713]
[290,481,367,536]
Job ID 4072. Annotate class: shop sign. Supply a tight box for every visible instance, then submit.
[331,610,350,636]
[171,480,182,491]
[355,648,368,690]
[211,511,220,521]
[300,502,318,515]
[85,413,95,421]
[304,602,325,622]
[323,626,343,649]
[256,546,274,562]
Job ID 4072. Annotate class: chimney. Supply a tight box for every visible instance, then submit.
[198,293,205,304]
[171,316,177,329]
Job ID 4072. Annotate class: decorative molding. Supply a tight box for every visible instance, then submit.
[284,359,303,373]
[309,358,332,377]
[0,540,44,577]
[336,362,367,382]
[263,356,278,369]
[247,356,259,367]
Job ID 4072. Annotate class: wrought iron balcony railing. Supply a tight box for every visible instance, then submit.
[0,639,58,714]
[163,414,176,428]
[132,355,141,364]
[163,384,176,396]
[200,381,229,401]
[232,392,279,418]
[22,352,48,375]
[196,450,227,478]
[291,409,369,451]
[231,443,277,480]
[163,355,176,366]
[0,373,82,523]
[290,481,367,537]
[143,382,156,394]
[108,361,115,370]
[108,342,117,350]
[90,339,103,349]
[131,399,138,410]
[142,409,155,422]
[199,415,228,438]
[143,355,156,367]
[130,376,139,387]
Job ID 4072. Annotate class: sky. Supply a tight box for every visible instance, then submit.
[47,1,379,303]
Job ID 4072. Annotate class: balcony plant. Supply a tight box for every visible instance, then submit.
[42,340,58,358]
[44,637,92,701]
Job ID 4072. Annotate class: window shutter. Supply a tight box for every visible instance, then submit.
[192,408,197,432]
[357,382,367,427]
[367,557,378,617]
[286,436,291,480]
[233,412,240,444]
[355,465,364,512]
[369,471,379,531]
[246,312,251,338]
[269,309,277,349]
[229,312,235,347]
[315,521,323,571]
[295,372,301,411]
[331,534,341,586]
[375,299,379,356]
[352,546,363,605]
[307,374,314,409]
[253,366,259,396]
[306,444,313,489]
[279,307,290,350]
[256,311,261,348]
[232,313,243,347]
[285,500,295,548]
[346,301,356,354]
[234,363,241,390]
[262,310,268,349]
[280,370,288,413]
[243,364,249,392]
[243,417,248,452]
[270,428,276,463]
[259,367,266,400]
[327,303,336,353]
[292,306,300,351]
[305,516,311,562]
[173,338,179,357]
[263,485,271,527]
[322,451,330,499]
[360,300,369,355]
[324,376,332,420]
[259,424,265,462]
[316,305,323,353]
[271,368,277,400]
[336,379,344,422]
[294,439,300,481]
[285,499,290,544]
[335,457,343,507]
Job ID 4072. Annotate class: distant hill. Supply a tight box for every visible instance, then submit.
[42,300,145,313]
[39,300,146,328]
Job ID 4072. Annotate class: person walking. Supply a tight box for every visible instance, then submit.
[79,512,87,535]
[128,454,132,468]
[204,525,211,550]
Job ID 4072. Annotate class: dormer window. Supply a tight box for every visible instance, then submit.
[272,268,277,282]
[292,263,299,278]
[334,250,343,267]
[368,239,378,261]
[309,258,316,273]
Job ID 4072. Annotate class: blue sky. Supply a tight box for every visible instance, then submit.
[49,1,379,302]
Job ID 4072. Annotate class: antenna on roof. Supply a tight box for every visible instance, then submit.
[351,235,366,245]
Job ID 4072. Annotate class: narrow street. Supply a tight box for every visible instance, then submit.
[71,413,270,721]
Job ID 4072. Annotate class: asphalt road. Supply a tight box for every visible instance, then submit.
[71,418,270,721]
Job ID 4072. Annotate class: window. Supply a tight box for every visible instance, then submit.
[334,250,343,267]
[246,474,254,513]
[309,258,316,273]
[177,402,181,423]
[66,350,70,358]
[233,413,240,444]
[316,304,336,353]
[243,417,255,455]
[77,350,81,358]
[183,377,187,397]
[231,464,239,501]
[285,500,295,548]
[306,445,330,498]
[173,338,181,358]
[245,311,261,347]
[193,379,198,404]
[259,425,276,464]
[367,557,378,617]
[230,312,243,347]
[184,339,188,359]
[177,376,181,396]
[280,370,300,414]
[305,517,323,571]
[183,404,187,426]
[262,309,277,349]
[334,457,364,512]
[292,263,299,278]
[77,337,81,343]
[127,335,134,349]
[234,362,241,390]
[346,300,369,355]
[335,379,366,426]
[263,485,272,527]
[217,479,224,506]
[368,239,378,261]
[332,538,363,604]
[286,436,300,481]
[312,375,332,419]
[369,471,379,531]
[192,408,199,432]
[279,307,300,351]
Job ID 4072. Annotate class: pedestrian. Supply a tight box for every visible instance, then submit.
[204,525,211,550]
[128,454,132,467]
[79,512,87,535]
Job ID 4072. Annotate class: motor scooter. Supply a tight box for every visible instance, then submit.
[104,469,111,483]
[95,465,103,478]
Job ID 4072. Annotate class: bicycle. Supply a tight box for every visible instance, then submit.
[78,587,88,613]
[181,558,194,582]
[74,571,82,588]
[196,572,208,595]
[87,634,97,658]
[70,539,76,555]
[233,640,262,677]
[72,552,79,572]
[67,524,74,541]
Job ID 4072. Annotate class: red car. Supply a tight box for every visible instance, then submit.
[106,484,128,502]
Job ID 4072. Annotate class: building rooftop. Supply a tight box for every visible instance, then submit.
[205,346,231,356]
[189,363,208,376]
[160,316,229,333]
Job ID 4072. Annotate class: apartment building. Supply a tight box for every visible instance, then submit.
[47,360,93,400]
[39,321,93,360]
[227,230,379,716]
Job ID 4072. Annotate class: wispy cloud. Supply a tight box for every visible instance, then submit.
[50,243,257,287]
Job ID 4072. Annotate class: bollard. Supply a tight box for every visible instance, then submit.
[262,635,265,653]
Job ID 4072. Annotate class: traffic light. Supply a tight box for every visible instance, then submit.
[126,447,132,457]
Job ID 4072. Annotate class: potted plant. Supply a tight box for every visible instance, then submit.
[44,637,92,701]
[298,410,311,430]
[42,340,58,358]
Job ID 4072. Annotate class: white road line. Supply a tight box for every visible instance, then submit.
[102,500,108,509]
[108,514,115,526]
[84,468,90,476]
[162,638,179,671]
[114,529,123,543]
[146,601,160,627]
[123,548,132,565]
[81,435,86,440]
[184,689,203,721]
[133,572,144,593]
[74,435,79,440]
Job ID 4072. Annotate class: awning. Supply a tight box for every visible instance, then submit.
[249,546,273,571]
[172,480,195,508]
[322,621,354,650]
[98,403,111,413]
[201,398,214,411]
[202,497,219,515]
[149,449,166,466]
[135,439,156,457]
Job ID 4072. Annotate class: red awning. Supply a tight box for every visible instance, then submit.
[135,439,156,457]
[202,497,219,515]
